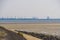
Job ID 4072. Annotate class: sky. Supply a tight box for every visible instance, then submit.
[0,0,60,18]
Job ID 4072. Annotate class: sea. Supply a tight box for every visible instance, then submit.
[0,18,60,23]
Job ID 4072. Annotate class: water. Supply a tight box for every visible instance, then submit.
[0,19,60,23]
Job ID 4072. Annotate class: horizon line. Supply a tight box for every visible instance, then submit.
[0,18,60,20]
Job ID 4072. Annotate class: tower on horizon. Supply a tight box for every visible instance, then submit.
[47,16,50,20]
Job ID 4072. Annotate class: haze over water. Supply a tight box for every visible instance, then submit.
[0,0,60,19]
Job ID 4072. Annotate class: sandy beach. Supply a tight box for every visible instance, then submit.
[0,23,60,35]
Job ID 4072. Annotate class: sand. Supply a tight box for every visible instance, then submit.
[0,23,60,35]
[20,32,42,40]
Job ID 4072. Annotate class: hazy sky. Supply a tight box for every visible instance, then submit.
[0,0,60,18]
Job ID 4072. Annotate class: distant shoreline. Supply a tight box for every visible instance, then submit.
[0,23,60,25]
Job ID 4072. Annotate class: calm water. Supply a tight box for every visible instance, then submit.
[0,19,60,23]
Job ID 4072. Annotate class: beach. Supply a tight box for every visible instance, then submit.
[0,23,60,35]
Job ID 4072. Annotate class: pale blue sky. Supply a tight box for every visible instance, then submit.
[0,0,60,18]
